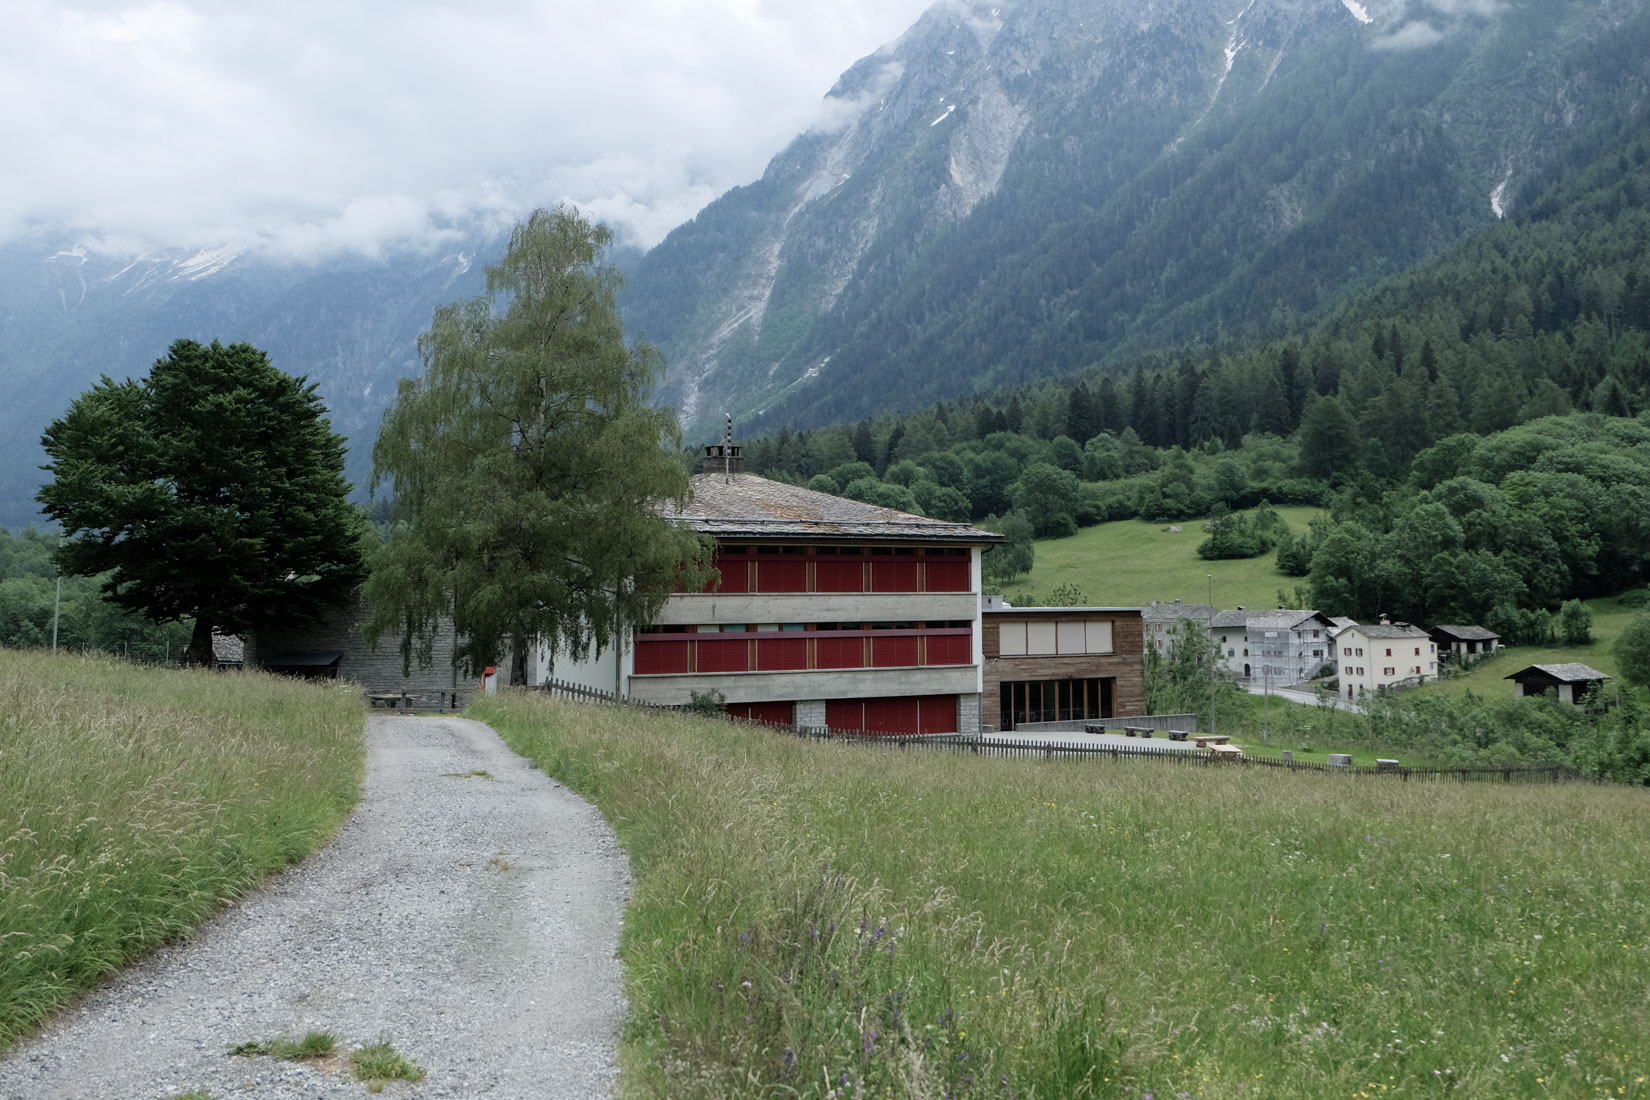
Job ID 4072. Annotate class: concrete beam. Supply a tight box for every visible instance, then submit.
[655,592,978,626]
[628,664,980,706]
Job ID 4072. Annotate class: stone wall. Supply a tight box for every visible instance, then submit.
[245,594,483,707]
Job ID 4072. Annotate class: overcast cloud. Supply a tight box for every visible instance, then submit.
[0,0,933,260]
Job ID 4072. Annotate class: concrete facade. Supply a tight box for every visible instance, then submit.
[981,608,1147,732]
[246,593,483,707]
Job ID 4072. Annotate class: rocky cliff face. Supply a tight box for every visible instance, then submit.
[621,0,1650,436]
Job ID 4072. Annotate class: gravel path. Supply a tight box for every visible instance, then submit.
[0,715,631,1100]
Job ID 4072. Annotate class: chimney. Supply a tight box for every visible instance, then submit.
[701,412,743,478]
[1380,615,1391,626]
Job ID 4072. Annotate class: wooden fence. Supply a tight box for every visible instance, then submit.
[536,680,1588,785]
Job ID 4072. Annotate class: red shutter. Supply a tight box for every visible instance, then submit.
[864,696,920,734]
[696,637,750,673]
[756,637,808,670]
[924,633,972,666]
[756,560,808,593]
[816,560,864,593]
[871,561,920,592]
[816,636,865,669]
[826,699,864,731]
[871,635,919,667]
[924,561,970,592]
[633,639,689,675]
[710,555,748,593]
[917,695,958,734]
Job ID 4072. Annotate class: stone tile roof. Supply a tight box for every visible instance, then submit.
[1143,602,1216,625]
[212,632,244,665]
[1506,663,1610,683]
[1347,622,1430,640]
[1246,610,1332,633]
[1431,624,1500,641]
[1329,616,1358,631]
[670,473,1004,544]
[1210,610,1250,629]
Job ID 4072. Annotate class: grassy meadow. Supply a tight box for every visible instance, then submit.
[477,693,1650,1100]
[0,651,364,1048]
[1010,507,1320,608]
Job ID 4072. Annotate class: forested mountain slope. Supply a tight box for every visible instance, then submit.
[620,0,1650,437]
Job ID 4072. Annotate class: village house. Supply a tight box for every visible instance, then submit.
[1506,663,1610,705]
[542,442,1005,735]
[1203,608,1335,684]
[980,600,1146,732]
[1142,600,1216,654]
[1429,624,1501,663]
[1336,621,1437,699]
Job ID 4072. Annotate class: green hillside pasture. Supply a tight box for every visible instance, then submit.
[1421,595,1640,701]
[0,652,364,1048]
[478,693,1650,1100]
[1009,507,1320,609]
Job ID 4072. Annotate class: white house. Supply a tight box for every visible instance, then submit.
[1337,621,1437,699]
[1209,609,1337,684]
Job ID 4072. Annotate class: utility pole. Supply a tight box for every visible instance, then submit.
[52,576,61,652]
[1207,573,1216,737]
[1263,664,1271,746]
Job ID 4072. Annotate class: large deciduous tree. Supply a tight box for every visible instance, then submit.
[367,206,712,686]
[37,339,367,666]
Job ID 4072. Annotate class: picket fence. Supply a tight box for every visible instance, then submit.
[536,679,1588,785]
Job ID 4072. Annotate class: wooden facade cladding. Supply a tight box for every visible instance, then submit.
[980,610,1148,727]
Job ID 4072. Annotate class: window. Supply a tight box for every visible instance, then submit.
[1343,647,1351,656]
[1345,666,1353,676]
[1312,650,1322,658]
[1384,667,1395,676]
[1357,667,1364,676]
[1385,648,1392,657]
[1355,648,1364,657]
[1026,622,1057,655]
[1228,649,1235,658]
[1414,647,1421,656]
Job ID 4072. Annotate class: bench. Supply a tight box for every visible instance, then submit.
[1209,743,1245,760]
[1194,734,1231,748]
[368,693,408,710]
[1125,726,1154,738]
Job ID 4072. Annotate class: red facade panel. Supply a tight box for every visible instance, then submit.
[826,699,864,731]
[871,635,920,668]
[756,560,808,593]
[633,639,689,675]
[710,556,749,593]
[756,637,808,671]
[815,560,865,593]
[871,561,921,592]
[924,561,970,592]
[815,636,865,669]
[924,633,972,666]
[864,697,921,734]
[917,695,958,734]
[696,637,750,673]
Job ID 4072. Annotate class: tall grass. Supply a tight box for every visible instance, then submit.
[477,693,1650,1100]
[0,651,363,1048]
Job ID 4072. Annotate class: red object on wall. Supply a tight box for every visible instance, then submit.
[864,696,920,733]
[727,701,795,725]
[924,633,972,666]
[815,636,865,669]
[709,555,749,593]
[756,637,808,670]
[916,695,958,734]
[634,639,689,675]
[924,561,970,592]
[825,699,864,731]
[696,637,750,673]
[871,561,920,592]
[756,559,808,593]
[815,560,864,593]
[871,635,920,668]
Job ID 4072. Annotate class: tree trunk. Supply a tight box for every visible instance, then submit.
[509,635,529,687]
[187,618,215,668]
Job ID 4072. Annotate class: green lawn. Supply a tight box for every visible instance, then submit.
[479,693,1650,1100]
[1418,594,1640,700]
[1009,506,1321,608]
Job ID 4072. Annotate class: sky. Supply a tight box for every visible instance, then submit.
[0,0,935,260]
